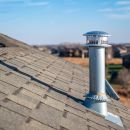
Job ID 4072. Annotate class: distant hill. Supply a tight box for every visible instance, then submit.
[0,33,29,48]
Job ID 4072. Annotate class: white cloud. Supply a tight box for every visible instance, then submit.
[99,0,130,20]
[0,0,21,1]
[99,6,130,12]
[116,1,130,5]
[99,8,114,12]
[0,0,24,6]
[65,8,79,14]
[0,0,50,7]
[108,13,130,20]
[27,1,50,6]
[63,0,77,5]
[0,0,24,3]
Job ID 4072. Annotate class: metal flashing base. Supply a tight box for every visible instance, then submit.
[105,112,124,127]
[84,106,124,128]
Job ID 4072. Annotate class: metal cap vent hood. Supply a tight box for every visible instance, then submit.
[83,31,110,116]
[84,31,119,116]
[83,31,123,127]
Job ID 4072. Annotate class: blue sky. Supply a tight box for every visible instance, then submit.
[0,0,130,45]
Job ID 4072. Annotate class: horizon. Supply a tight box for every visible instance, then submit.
[0,0,130,45]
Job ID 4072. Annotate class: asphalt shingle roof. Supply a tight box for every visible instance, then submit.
[0,47,130,130]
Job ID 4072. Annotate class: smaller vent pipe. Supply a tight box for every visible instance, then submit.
[83,31,110,116]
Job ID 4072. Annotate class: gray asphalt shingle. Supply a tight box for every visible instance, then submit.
[0,47,130,130]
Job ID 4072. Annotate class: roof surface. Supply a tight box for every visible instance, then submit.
[0,46,130,130]
[0,34,29,47]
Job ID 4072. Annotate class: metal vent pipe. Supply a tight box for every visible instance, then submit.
[83,31,110,116]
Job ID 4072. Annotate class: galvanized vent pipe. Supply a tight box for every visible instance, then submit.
[83,31,110,116]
